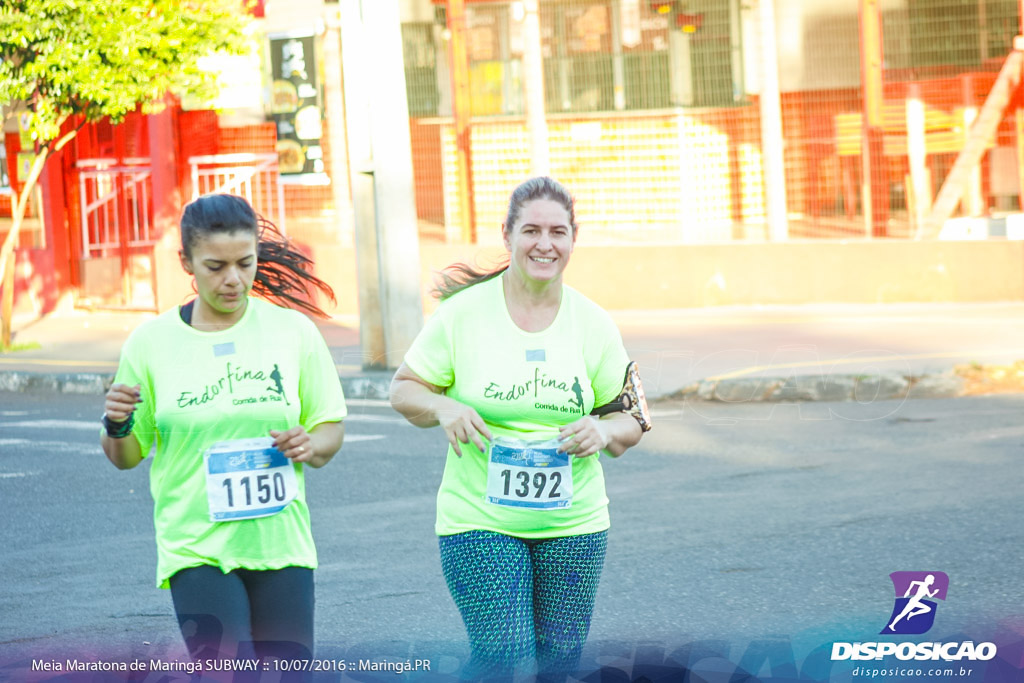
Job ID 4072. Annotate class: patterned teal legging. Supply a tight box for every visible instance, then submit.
[438,529,608,680]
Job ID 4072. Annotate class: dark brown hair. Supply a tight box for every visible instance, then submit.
[180,194,336,317]
[434,176,577,300]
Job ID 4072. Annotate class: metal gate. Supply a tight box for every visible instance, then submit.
[77,157,156,309]
[78,158,155,257]
[188,153,286,231]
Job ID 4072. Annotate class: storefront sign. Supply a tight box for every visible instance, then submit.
[268,32,326,179]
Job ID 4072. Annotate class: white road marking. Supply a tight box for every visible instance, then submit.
[2,420,99,430]
[649,408,686,418]
[342,410,413,425]
[0,439,105,455]
[345,398,392,408]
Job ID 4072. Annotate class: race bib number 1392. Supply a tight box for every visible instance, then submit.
[204,438,298,522]
[485,437,573,510]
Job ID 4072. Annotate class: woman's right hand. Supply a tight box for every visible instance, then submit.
[389,364,493,457]
[437,401,493,457]
[101,383,144,470]
[104,383,143,423]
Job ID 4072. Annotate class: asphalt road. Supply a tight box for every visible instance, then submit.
[1,392,1023,682]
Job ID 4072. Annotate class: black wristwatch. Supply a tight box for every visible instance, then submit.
[102,412,135,439]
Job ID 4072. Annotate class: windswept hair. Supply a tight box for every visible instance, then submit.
[433,176,577,300]
[433,261,508,301]
[180,194,336,318]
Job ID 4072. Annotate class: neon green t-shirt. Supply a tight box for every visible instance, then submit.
[404,275,629,538]
[114,298,347,588]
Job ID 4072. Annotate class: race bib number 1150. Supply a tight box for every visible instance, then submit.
[204,438,298,522]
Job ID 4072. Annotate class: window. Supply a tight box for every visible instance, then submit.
[467,4,521,116]
[542,1,615,112]
[402,22,441,116]
[404,0,744,117]
[622,2,673,110]
[682,0,742,107]
[902,0,1019,68]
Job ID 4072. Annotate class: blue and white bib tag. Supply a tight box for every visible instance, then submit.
[485,436,572,509]
[204,437,298,522]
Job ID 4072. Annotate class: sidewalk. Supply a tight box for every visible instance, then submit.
[2,301,1024,402]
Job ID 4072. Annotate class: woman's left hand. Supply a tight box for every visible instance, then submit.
[558,416,610,458]
[271,425,315,463]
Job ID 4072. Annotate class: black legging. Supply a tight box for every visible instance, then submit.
[168,564,315,663]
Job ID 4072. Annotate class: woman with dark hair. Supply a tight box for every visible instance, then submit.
[100,194,346,667]
[390,177,647,680]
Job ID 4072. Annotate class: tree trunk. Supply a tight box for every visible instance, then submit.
[0,149,50,349]
[1,250,13,348]
[0,120,79,349]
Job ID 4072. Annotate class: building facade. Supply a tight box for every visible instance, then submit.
[2,0,1023,316]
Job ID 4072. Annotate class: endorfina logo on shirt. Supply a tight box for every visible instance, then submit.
[830,571,997,663]
[177,361,291,408]
[482,367,586,415]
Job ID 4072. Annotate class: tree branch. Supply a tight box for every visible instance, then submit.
[45,116,83,155]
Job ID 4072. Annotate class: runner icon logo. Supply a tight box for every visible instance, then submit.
[881,571,949,635]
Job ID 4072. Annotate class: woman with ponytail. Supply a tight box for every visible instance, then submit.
[390,177,646,680]
[100,194,346,670]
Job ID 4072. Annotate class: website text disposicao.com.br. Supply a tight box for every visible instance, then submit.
[836,640,996,679]
[851,664,978,678]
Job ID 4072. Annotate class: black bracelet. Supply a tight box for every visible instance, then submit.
[102,413,135,439]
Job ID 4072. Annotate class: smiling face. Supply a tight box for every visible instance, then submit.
[503,198,576,288]
[179,230,258,325]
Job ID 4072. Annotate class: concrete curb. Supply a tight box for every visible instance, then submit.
[667,371,969,403]
[0,370,396,402]
[0,371,112,396]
